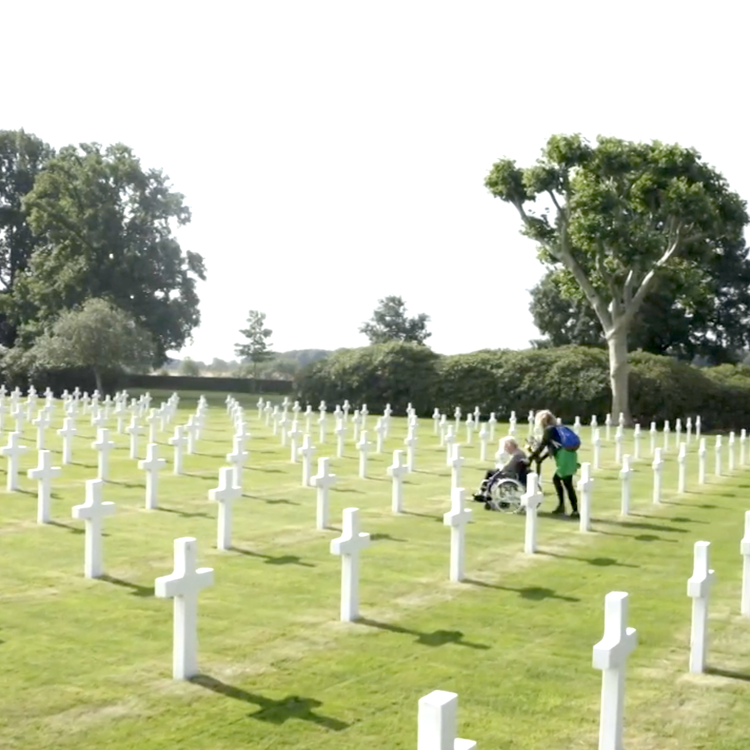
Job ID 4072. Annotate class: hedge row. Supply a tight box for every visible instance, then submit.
[293,343,750,430]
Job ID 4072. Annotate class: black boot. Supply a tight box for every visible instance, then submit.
[551,504,566,514]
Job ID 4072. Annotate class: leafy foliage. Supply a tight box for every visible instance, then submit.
[28,298,154,391]
[485,134,749,419]
[360,296,431,345]
[235,310,273,378]
[11,141,205,361]
[0,130,54,346]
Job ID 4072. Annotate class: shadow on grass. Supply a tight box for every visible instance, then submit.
[538,551,639,568]
[370,533,407,543]
[230,547,315,567]
[107,480,145,489]
[401,510,442,521]
[356,618,490,649]
[334,487,363,494]
[594,518,687,534]
[99,574,154,597]
[47,520,85,535]
[190,675,349,730]
[70,462,97,470]
[157,506,212,520]
[252,467,285,474]
[464,579,580,603]
[262,497,300,506]
[705,666,750,682]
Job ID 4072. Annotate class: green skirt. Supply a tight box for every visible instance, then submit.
[554,449,579,478]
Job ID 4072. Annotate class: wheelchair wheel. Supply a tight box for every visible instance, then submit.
[488,479,525,513]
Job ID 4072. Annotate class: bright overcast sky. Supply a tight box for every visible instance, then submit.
[4,0,749,361]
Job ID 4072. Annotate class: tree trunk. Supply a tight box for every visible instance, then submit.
[93,367,103,394]
[606,325,631,425]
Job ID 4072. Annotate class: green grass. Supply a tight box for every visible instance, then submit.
[1,393,750,749]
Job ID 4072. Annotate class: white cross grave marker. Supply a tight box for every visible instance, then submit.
[154,537,214,680]
[311,457,337,530]
[126,416,144,460]
[442,488,473,582]
[593,428,602,470]
[663,420,671,452]
[169,425,188,475]
[741,429,747,468]
[334,419,345,459]
[649,422,657,456]
[71,479,115,578]
[614,427,623,465]
[478,426,488,463]
[300,435,316,487]
[633,424,641,460]
[449,443,463,492]
[651,447,663,504]
[592,591,638,750]
[714,435,723,477]
[374,418,386,454]
[139,443,166,510]
[417,690,476,750]
[741,511,750,617]
[33,410,50,449]
[226,436,248,488]
[404,432,417,472]
[1,432,28,491]
[57,417,77,465]
[698,438,707,484]
[289,420,303,462]
[208,467,242,550]
[522,472,543,554]
[28,449,62,524]
[619,454,632,516]
[92,428,115,481]
[687,540,715,674]
[578,462,594,532]
[330,507,371,622]
[357,431,371,479]
[388,449,408,514]
[678,442,687,494]
[729,431,736,472]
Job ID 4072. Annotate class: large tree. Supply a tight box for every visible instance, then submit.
[10,142,205,361]
[485,135,749,421]
[235,310,273,380]
[531,259,750,363]
[0,130,54,346]
[360,295,431,345]
[29,298,154,392]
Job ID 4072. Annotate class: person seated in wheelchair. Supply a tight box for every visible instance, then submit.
[473,436,529,505]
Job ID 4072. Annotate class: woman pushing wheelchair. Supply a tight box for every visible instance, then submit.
[473,409,581,518]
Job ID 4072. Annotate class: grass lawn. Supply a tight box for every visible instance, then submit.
[1,392,749,749]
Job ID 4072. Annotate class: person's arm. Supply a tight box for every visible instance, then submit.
[527,426,555,463]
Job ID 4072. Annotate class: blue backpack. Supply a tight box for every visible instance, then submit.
[554,424,581,451]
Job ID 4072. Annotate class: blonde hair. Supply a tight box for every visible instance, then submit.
[535,410,556,429]
[499,436,520,453]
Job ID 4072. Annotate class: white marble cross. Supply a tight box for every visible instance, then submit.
[57,417,77,465]
[72,479,115,578]
[93,428,115,481]
[28,449,62,524]
[488,412,497,442]
[33,410,50,449]
[443,488,472,582]
[464,415,474,445]
[521,472,543,554]
[208,467,242,550]
[357,431,371,479]
[605,413,612,442]
[651,447,663,504]
[417,690,476,750]
[154,537,214,680]
[139,443,166,510]
[577,462,594,532]
[330,507,371,622]
[741,511,750,617]
[300,435,316,487]
[334,420,346,458]
[687,540,715,674]
[185,416,200,455]
[619,455,632,516]
[404,432,417,472]
[388,449,408,514]
[449,443,463,492]
[317,414,327,445]
[729,431,736,472]
[432,408,441,434]
[126,416,144,460]
[663,419,671,452]
[478,427,488,463]
[678,442,687,494]
[311,457,337,530]
[633,424,641,460]
[169,425,187,475]
[374,418,386,454]
[1,431,28,491]
[741,429,747,468]
[289,420,303,462]
[592,591,637,750]
[444,427,456,467]
[649,422,657,456]
[226,436,249,489]
[593,428,602,470]
[614,427,623,465]
[714,435,722,477]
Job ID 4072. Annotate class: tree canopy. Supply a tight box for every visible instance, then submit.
[6,140,205,361]
[485,134,749,420]
[360,295,431,345]
[235,310,273,379]
[27,298,154,392]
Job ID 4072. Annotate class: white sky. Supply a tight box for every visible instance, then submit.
[4,0,749,361]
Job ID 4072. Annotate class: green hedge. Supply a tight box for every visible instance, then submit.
[294,344,750,430]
